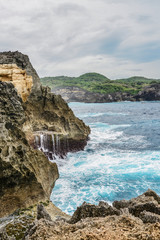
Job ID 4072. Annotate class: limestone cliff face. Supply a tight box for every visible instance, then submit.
[0,81,59,218]
[0,64,33,102]
[0,51,90,217]
[24,86,90,143]
[0,51,90,156]
[0,51,40,91]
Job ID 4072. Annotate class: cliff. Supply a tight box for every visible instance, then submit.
[0,64,33,102]
[41,73,160,103]
[0,81,59,218]
[52,84,160,103]
[0,51,90,154]
[0,51,90,217]
[0,51,40,91]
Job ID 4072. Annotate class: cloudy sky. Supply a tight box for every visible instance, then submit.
[0,0,160,79]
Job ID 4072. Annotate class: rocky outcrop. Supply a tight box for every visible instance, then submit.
[0,64,33,102]
[69,201,120,224]
[0,51,90,157]
[23,190,160,240]
[52,84,160,103]
[113,189,160,223]
[0,81,59,218]
[135,83,160,101]
[0,51,40,91]
[0,51,90,217]
[24,86,90,150]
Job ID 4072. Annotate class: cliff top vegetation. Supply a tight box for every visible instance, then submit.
[41,73,160,95]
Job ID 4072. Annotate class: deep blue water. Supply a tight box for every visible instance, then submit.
[51,101,160,215]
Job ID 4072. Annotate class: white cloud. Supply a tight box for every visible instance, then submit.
[0,0,160,78]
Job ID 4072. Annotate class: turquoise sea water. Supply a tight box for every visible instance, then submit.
[51,101,160,215]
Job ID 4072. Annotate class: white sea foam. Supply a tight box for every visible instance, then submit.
[51,102,160,215]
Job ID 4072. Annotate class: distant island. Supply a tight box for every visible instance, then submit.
[41,73,160,102]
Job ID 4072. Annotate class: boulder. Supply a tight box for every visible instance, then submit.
[69,201,120,224]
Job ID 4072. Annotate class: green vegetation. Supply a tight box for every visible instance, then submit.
[41,72,160,95]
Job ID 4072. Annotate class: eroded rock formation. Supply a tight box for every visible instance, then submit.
[23,189,160,240]
[0,64,33,102]
[24,86,90,156]
[0,81,59,218]
[0,51,90,156]
[0,51,40,91]
[0,51,90,217]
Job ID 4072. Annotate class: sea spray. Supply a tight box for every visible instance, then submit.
[51,101,160,215]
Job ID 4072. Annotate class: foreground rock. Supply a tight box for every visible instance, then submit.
[69,201,120,224]
[23,190,160,240]
[113,189,160,223]
[24,215,160,240]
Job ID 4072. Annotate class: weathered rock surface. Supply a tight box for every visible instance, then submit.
[52,84,160,103]
[0,51,40,91]
[0,51,90,218]
[24,190,160,240]
[24,216,160,240]
[69,201,120,224]
[37,204,52,221]
[135,83,160,101]
[0,81,59,218]
[0,51,90,155]
[24,85,90,148]
[0,64,33,102]
[113,189,160,221]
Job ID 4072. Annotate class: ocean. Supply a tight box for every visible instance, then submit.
[51,101,160,215]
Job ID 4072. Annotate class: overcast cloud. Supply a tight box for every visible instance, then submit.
[0,0,160,79]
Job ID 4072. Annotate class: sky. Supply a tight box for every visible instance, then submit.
[0,0,160,79]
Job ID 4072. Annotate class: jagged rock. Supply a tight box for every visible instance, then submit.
[69,201,120,224]
[24,214,160,240]
[15,190,160,239]
[24,85,90,147]
[0,51,90,155]
[139,211,160,223]
[0,64,33,102]
[0,51,40,91]
[112,199,130,210]
[129,202,160,217]
[37,204,52,221]
[0,81,59,218]
[0,51,90,217]
[113,189,160,221]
